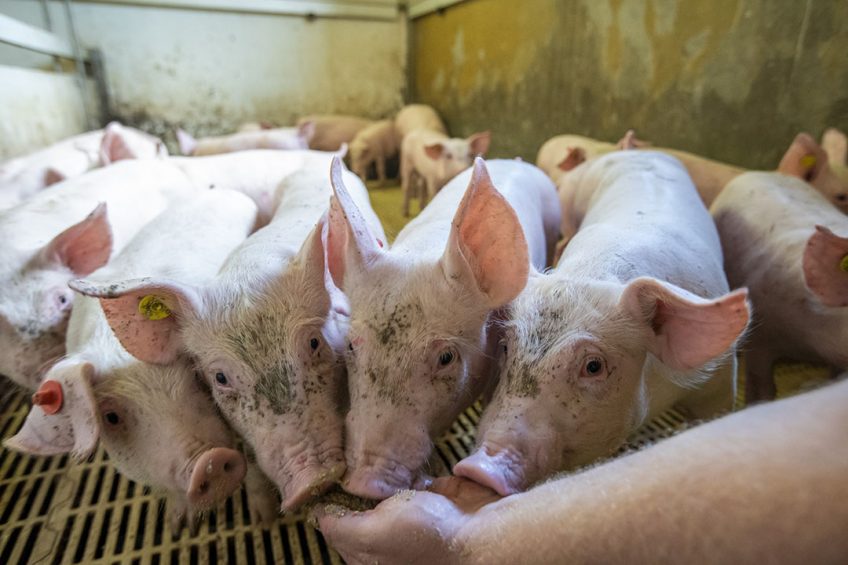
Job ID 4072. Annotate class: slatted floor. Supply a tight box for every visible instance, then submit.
[0,361,832,564]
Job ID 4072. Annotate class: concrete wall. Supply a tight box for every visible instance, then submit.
[0,0,406,154]
[411,0,848,169]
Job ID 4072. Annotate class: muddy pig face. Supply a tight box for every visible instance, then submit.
[455,276,750,496]
[326,158,529,500]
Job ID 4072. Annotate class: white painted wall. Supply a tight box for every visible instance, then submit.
[0,0,407,155]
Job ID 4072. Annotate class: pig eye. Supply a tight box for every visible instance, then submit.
[583,357,605,377]
[215,372,228,386]
[310,337,320,351]
[438,348,457,367]
[104,411,120,425]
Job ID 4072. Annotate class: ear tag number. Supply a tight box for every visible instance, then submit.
[139,295,171,320]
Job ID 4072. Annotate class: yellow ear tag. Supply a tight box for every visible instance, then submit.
[840,255,848,273]
[801,154,817,170]
[138,295,171,320]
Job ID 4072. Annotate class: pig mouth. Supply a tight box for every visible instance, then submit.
[341,453,424,500]
[453,444,528,497]
[280,461,346,512]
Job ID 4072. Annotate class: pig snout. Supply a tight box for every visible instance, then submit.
[187,448,246,510]
[342,452,421,500]
[454,443,528,497]
[280,458,346,513]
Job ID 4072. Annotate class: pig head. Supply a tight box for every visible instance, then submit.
[0,204,112,389]
[455,274,750,496]
[327,159,528,499]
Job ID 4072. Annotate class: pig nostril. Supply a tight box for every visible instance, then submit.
[198,481,209,495]
[223,461,231,473]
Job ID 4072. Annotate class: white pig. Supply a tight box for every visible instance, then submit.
[172,148,346,226]
[0,159,197,390]
[394,104,448,139]
[454,151,750,496]
[176,122,315,156]
[400,128,491,216]
[350,120,400,186]
[0,122,167,210]
[4,190,276,533]
[711,171,848,401]
[535,134,623,184]
[76,159,386,513]
[326,158,560,499]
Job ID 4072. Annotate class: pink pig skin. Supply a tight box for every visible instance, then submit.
[0,122,167,211]
[711,171,848,402]
[4,190,274,534]
[455,151,750,496]
[399,128,491,216]
[394,104,448,139]
[327,158,560,500]
[297,115,373,151]
[176,123,313,156]
[350,120,400,186]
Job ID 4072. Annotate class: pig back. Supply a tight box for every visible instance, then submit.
[395,104,448,138]
[560,151,727,297]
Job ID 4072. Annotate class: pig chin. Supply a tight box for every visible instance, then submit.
[342,438,432,500]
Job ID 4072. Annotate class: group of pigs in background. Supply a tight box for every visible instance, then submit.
[0,103,846,540]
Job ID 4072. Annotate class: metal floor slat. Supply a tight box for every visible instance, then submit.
[0,360,833,564]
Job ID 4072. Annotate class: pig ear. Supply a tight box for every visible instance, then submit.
[42,203,113,275]
[176,128,197,156]
[425,143,445,160]
[296,212,333,295]
[441,158,529,308]
[69,277,201,364]
[467,131,491,156]
[616,129,651,150]
[620,277,750,371]
[778,132,828,182]
[99,122,136,165]
[326,157,382,288]
[802,225,848,307]
[43,167,66,186]
[557,147,587,171]
[3,362,100,460]
[822,128,847,165]
[298,120,316,143]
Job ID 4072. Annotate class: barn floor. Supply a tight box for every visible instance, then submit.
[0,182,834,564]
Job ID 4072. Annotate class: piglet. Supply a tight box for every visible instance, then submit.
[0,159,197,390]
[400,128,491,216]
[79,159,385,513]
[327,158,560,500]
[0,122,167,210]
[454,151,750,496]
[394,104,448,139]
[4,190,275,533]
[711,171,848,401]
[176,123,314,156]
[350,120,400,185]
[297,115,373,151]
[535,133,635,184]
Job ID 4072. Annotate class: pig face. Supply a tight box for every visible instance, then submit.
[76,220,348,512]
[327,158,529,499]
[99,122,168,165]
[454,275,750,496]
[4,357,245,530]
[424,132,491,185]
[0,204,112,389]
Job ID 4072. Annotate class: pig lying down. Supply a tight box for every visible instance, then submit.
[0,159,198,390]
[176,122,314,156]
[327,158,560,499]
[5,190,275,533]
[84,160,385,513]
[0,122,167,210]
[711,171,848,402]
[455,151,750,496]
[297,115,373,151]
